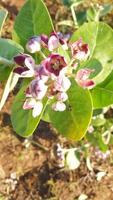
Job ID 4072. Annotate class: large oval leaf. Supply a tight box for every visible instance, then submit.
[48,79,93,141]
[11,85,48,137]
[0,38,24,81]
[12,0,54,47]
[91,71,113,108]
[71,22,113,85]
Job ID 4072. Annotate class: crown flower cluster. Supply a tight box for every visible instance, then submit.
[13,32,95,118]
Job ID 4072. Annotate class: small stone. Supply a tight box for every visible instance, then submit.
[78,194,88,200]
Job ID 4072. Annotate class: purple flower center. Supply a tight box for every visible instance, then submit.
[45,54,67,76]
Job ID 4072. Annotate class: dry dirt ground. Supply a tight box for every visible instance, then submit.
[0,0,113,199]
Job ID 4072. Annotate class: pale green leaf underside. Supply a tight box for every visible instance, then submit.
[0,38,24,80]
[0,8,8,35]
[91,71,113,108]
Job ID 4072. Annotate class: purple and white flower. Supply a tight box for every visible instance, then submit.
[75,68,95,89]
[14,34,94,117]
[23,98,43,118]
[27,79,48,100]
[48,32,68,51]
[23,78,48,118]
[26,36,41,53]
[71,38,90,60]
[54,75,71,92]
[14,54,36,77]
[42,54,67,76]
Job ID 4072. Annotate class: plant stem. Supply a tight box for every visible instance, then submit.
[30,139,49,152]
[40,51,47,59]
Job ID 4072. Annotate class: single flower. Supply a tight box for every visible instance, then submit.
[48,32,68,51]
[75,68,95,89]
[14,54,36,77]
[54,75,71,92]
[26,36,41,53]
[42,54,67,76]
[71,38,90,60]
[28,79,48,100]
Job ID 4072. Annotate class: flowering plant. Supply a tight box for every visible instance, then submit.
[1,0,113,141]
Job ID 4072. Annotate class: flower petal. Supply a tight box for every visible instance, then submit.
[24,56,35,71]
[14,67,28,75]
[32,101,43,118]
[14,54,29,66]
[21,70,35,77]
[80,79,95,89]
[41,34,49,47]
[23,98,36,110]
[54,76,71,92]
[48,35,59,51]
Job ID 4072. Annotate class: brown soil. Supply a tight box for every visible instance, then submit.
[0,0,113,199]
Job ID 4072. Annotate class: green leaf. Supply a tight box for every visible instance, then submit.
[76,10,87,26]
[100,4,113,17]
[91,71,113,108]
[42,104,51,122]
[71,22,113,85]
[11,85,48,137]
[12,0,54,47]
[87,6,99,22]
[62,0,83,7]
[93,108,103,116]
[86,131,108,152]
[92,117,106,127]
[0,38,24,81]
[48,79,93,141]
[0,8,8,35]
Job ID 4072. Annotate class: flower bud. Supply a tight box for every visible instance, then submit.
[26,36,41,53]
[56,92,68,102]
[52,101,66,112]
[48,35,59,51]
